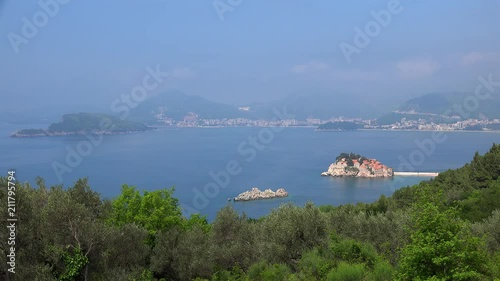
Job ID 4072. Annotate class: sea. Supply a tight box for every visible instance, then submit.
[2,122,500,220]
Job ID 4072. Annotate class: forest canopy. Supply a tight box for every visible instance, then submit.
[1,144,499,280]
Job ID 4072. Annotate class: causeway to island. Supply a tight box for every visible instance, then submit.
[321,153,438,178]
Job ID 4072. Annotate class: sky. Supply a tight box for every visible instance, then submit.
[1,0,499,113]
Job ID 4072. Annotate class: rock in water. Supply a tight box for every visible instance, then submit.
[234,187,288,201]
[321,153,393,178]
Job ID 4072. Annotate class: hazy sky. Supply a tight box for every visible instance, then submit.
[1,0,499,111]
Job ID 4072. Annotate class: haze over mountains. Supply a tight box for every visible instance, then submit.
[115,90,500,123]
[377,92,500,125]
[123,91,393,122]
[3,90,500,126]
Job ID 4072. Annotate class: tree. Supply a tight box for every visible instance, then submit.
[326,262,365,281]
[42,180,108,280]
[209,206,259,271]
[397,196,490,280]
[151,223,212,281]
[247,261,292,281]
[261,202,327,265]
[108,185,183,238]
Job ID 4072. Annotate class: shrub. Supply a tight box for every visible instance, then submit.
[327,262,365,281]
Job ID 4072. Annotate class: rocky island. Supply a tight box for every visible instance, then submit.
[11,113,152,137]
[234,187,288,202]
[321,153,393,178]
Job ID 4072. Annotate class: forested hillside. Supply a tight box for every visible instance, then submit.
[1,144,499,280]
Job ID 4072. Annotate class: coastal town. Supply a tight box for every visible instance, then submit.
[11,110,500,138]
[153,111,500,132]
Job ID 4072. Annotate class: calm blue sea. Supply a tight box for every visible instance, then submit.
[1,122,500,219]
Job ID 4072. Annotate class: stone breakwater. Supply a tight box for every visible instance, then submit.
[321,156,393,178]
[234,188,288,202]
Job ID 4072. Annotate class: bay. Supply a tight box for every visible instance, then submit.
[1,122,500,219]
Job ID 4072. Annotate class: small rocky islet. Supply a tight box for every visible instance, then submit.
[233,187,288,202]
[233,153,393,200]
[321,152,394,178]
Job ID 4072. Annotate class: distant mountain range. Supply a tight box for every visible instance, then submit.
[5,91,499,127]
[397,93,452,114]
[134,91,500,125]
[128,91,245,122]
[376,92,500,125]
[125,91,390,123]
[245,93,385,120]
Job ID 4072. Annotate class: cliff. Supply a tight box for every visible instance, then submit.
[234,188,288,201]
[321,153,393,178]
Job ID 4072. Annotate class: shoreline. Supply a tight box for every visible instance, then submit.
[394,172,439,177]
[156,126,500,133]
[10,129,154,138]
[9,125,500,138]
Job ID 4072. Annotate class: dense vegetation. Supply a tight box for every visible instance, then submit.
[13,128,48,136]
[48,113,151,133]
[1,144,499,280]
[335,153,369,165]
[14,113,151,136]
[317,121,364,131]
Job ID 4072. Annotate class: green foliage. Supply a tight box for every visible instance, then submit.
[490,252,500,279]
[397,197,490,280]
[15,128,48,136]
[459,180,500,221]
[1,143,499,280]
[324,205,411,264]
[336,152,363,162]
[472,209,500,253]
[369,260,394,281]
[297,249,334,280]
[209,206,259,271]
[185,213,211,233]
[47,112,150,133]
[108,185,183,237]
[151,223,212,280]
[261,202,327,265]
[60,247,89,281]
[392,144,500,221]
[329,234,379,269]
[326,262,366,281]
[136,269,155,281]
[247,261,291,281]
[209,266,245,281]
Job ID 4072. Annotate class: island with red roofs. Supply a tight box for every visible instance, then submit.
[321,153,393,178]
